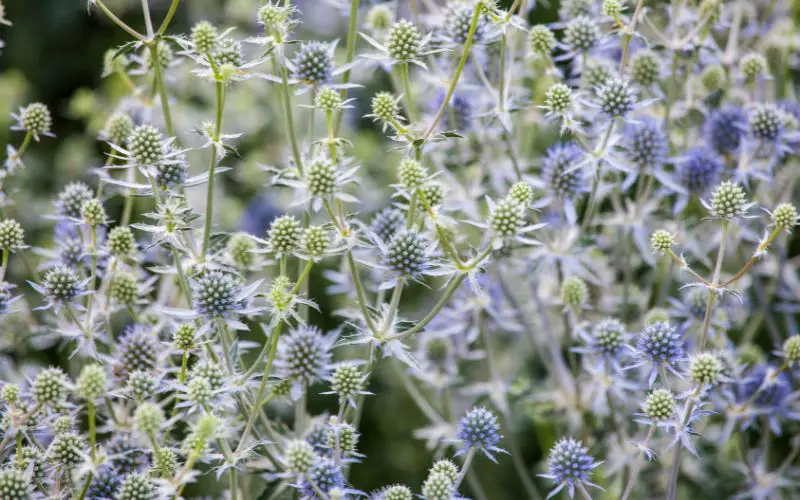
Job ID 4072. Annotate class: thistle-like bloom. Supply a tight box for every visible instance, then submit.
[540,437,602,498]
[275,325,337,399]
[31,264,88,311]
[629,321,686,386]
[455,406,506,461]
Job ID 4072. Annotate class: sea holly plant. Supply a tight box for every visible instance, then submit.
[0,0,798,499]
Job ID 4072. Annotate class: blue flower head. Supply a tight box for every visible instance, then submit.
[292,41,333,86]
[456,406,505,461]
[298,457,345,499]
[677,147,724,195]
[706,106,747,155]
[191,269,245,319]
[542,142,586,199]
[624,117,668,170]
[541,437,601,499]
[631,321,686,386]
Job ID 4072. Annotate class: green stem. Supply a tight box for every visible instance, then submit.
[150,42,174,136]
[235,322,283,454]
[94,0,146,41]
[156,0,181,35]
[334,0,360,134]
[76,471,93,500]
[201,74,225,258]
[88,401,97,461]
[424,5,482,138]
[277,59,305,175]
[399,63,417,122]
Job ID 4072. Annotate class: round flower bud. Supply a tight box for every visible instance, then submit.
[331,364,362,400]
[631,50,660,87]
[187,376,212,405]
[145,41,173,70]
[421,181,445,207]
[772,203,798,231]
[384,231,429,276]
[303,226,329,258]
[104,112,134,145]
[546,437,597,487]
[782,336,800,365]
[215,38,243,67]
[308,160,336,197]
[749,104,783,141]
[699,0,722,23]
[650,230,674,253]
[0,468,29,500]
[644,307,670,326]
[739,52,767,82]
[598,78,636,118]
[20,102,52,137]
[301,458,345,498]
[560,0,594,18]
[678,147,723,195]
[543,143,584,198]
[397,158,427,189]
[544,83,572,113]
[127,124,164,166]
[33,367,69,405]
[326,421,359,455]
[528,25,556,55]
[292,41,333,86]
[380,485,413,500]
[192,269,243,318]
[602,0,623,18]
[133,402,164,435]
[111,271,138,305]
[0,219,23,249]
[154,447,177,476]
[387,20,422,62]
[285,439,316,474]
[42,265,82,303]
[643,388,675,420]
[366,4,394,33]
[12,446,45,482]
[116,325,158,380]
[565,16,599,53]
[117,473,156,500]
[155,158,188,189]
[173,323,196,351]
[624,118,669,169]
[488,197,525,238]
[226,232,255,269]
[710,180,749,220]
[271,378,292,397]
[48,432,84,467]
[268,215,302,253]
[706,107,747,154]
[192,363,225,392]
[371,207,404,243]
[258,3,288,30]
[422,471,454,500]
[76,364,107,400]
[637,321,684,363]
[81,198,106,226]
[456,406,501,451]
[53,416,73,435]
[592,318,625,354]
[700,64,726,92]
[194,414,221,443]
[690,352,722,385]
[583,64,613,92]
[108,226,135,256]
[561,276,588,310]
[191,21,218,53]
[445,3,486,44]
[430,459,459,484]
[508,182,534,208]
[371,92,400,123]
[127,370,157,400]
[315,87,343,112]
[2,383,20,405]
[58,182,94,218]
[277,325,333,386]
